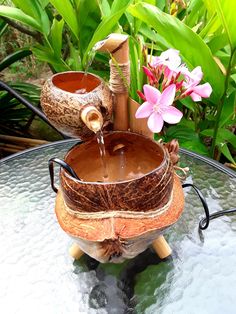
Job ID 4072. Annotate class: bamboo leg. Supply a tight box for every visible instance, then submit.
[152,235,172,259]
[69,243,84,260]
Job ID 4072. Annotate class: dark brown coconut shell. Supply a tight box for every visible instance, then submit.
[40,71,113,139]
[60,132,173,214]
[55,174,184,241]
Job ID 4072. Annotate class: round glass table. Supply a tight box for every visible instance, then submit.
[0,140,236,314]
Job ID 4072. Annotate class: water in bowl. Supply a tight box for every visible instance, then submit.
[68,132,164,183]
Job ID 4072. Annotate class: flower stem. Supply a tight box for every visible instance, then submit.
[210,48,236,158]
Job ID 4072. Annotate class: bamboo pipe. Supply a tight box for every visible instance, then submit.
[94,34,129,131]
[80,106,103,133]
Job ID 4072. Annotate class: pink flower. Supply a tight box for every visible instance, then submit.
[182,66,212,101]
[135,84,183,133]
[150,49,181,72]
[143,66,156,84]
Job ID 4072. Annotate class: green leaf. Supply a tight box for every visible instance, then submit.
[0,17,7,36]
[97,0,111,16]
[199,13,222,39]
[82,0,133,66]
[185,0,205,28]
[50,0,79,39]
[0,5,42,32]
[207,33,228,54]
[217,143,236,164]
[12,0,50,35]
[32,45,70,72]
[211,0,236,50]
[0,48,32,71]
[128,2,224,103]
[180,140,209,155]
[179,97,195,111]
[219,92,236,127]
[76,0,101,57]
[201,128,236,148]
[50,18,64,58]
[165,125,209,155]
[39,0,49,8]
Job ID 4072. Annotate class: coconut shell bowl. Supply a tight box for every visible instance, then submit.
[49,131,185,263]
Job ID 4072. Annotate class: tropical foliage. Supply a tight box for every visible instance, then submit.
[0,0,235,165]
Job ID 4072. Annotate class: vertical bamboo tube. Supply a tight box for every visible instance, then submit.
[94,34,129,131]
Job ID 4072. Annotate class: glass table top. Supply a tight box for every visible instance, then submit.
[0,140,236,314]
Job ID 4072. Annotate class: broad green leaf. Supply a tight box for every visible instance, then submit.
[207,33,228,54]
[218,143,235,164]
[82,0,133,66]
[129,37,139,101]
[180,140,209,155]
[179,97,195,111]
[199,14,222,39]
[76,0,101,57]
[219,92,236,128]
[201,128,236,148]
[218,129,236,148]
[110,0,132,14]
[67,44,82,71]
[97,0,111,16]
[0,48,32,71]
[50,18,64,58]
[128,2,224,103]
[211,0,236,50]
[0,5,42,32]
[39,0,49,8]
[185,0,205,28]
[139,23,169,50]
[32,45,70,72]
[12,0,50,35]
[50,0,79,39]
[165,125,208,155]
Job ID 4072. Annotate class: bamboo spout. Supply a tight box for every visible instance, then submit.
[94,34,129,131]
[81,105,103,133]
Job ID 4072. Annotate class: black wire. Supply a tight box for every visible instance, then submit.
[182,183,236,230]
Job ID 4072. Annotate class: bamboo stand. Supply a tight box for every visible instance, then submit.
[69,243,84,260]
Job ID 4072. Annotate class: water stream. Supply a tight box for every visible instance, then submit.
[96,130,109,182]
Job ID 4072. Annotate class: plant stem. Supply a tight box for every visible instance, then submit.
[211,48,236,158]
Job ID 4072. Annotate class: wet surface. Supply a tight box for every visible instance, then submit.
[0,140,236,314]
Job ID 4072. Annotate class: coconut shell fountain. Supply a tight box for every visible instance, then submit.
[41,34,186,263]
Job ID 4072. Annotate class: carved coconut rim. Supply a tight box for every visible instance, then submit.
[47,71,104,96]
[61,131,170,186]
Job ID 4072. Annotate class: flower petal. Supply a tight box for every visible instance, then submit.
[162,106,183,124]
[190,92,202,102]
[159,84,176,107]
[135,101,153,118]
[143,84,161,105]
[191,66,203,82]
[193,83,212,98]
[147,112,164,133]
[161,49,181,68]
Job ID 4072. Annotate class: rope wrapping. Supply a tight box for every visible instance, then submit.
[63,190,173,220]
[109,60,130,93]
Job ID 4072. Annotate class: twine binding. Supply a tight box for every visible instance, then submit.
[109,60,130,93]
[63,190,173,220]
